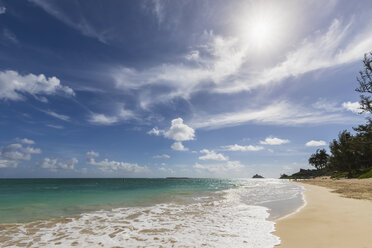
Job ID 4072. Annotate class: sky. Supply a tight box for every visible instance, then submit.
[0,0,371,178]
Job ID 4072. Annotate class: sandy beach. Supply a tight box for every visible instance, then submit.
[275,179,372,248]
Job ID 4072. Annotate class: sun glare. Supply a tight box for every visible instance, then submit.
[249,19,273,47]
[236,3,290,52]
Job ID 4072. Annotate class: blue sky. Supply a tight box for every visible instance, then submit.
[0,0,370,178]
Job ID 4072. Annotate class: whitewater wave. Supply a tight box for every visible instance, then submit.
[0,179,303,248]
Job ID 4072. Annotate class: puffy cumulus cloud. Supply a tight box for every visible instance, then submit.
[193,160,244,174]
[305,140,327,147]
[221,144,264,152]
[40,157,78,171]
[198,149,228,161]
[86,151,99,163]
[260,137,290,145]
[153,154,170,159]
[0,140,41,168]
[147,127,163,136]
[342,101,363,114]
[164,118,195,141]
[171,141,188,151]
[148,118,195,151]
[86,151,149,173]
[0,70,74,101]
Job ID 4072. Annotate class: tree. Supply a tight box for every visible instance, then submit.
[308,149,329,170]
[353,52,372,169]
[356,52,372,114]
[329,131,361,173]
[353,119,372,169]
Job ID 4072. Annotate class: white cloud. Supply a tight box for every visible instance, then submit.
[171,141,188,151]
[0,6,6,15]
[112,33,248,107]
[164,118,195,141]
[185,50,200,61]
[29,0,108,43]
[86,151,149,173]
[0,141,41,168]
[88,105,136,125]
[260,137,290,145]
[221,144,264,152]
[86,151,99,163]
[153,154,170,159]
[148,127,163,136]
[16,138,35,145]
[43,110,70,121]
[305,140,327,147]
[88,113,118,125]
[0,70,74,101]
[149,118,195,151]
[40,157,78,171]
[312,99,342,112]
[190,101,358,130]
[199,149,228,161]
[226,19,372,93]
[111,18,372,109]
[342,101,363,114]
[46,124,64,129]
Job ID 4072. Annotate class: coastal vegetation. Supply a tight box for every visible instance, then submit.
[281,52,372,179]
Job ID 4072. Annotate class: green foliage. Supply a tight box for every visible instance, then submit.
[330,172,349,179]
[356,52,372,113]
[358,168,372,179]
[279,174,290,179]
[329,130,360,172]
[280,168,331,179]
[308,149,329,170]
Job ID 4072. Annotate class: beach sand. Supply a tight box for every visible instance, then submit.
[275,180,372,248]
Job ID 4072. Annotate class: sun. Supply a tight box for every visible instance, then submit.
[235,3,289,52]
[249,19,273,46]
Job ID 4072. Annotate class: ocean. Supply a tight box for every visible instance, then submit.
[0,178,304,247]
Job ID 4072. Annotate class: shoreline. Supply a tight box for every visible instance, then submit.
[274,181,372,247]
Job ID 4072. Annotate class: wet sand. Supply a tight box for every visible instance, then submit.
[275,181,372,248]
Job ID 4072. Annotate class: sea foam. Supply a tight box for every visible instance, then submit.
[0,179,303,248]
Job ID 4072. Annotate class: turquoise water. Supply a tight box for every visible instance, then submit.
[0,179,304,247]
[0,178,238,223]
